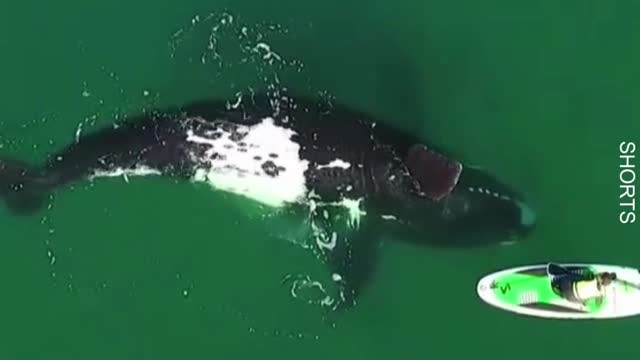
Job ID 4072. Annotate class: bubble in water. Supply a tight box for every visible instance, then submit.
[166,9,313,114]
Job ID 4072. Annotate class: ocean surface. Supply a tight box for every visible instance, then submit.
[1,1,639,358]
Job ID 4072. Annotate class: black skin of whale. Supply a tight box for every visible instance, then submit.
[0,93,536,311]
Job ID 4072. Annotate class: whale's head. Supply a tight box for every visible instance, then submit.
[398,144,537,246]
[438,164,537,242]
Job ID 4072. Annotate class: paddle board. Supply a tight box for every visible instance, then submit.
[476,263,640,319]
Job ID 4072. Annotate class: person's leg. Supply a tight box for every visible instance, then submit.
[550,273,566,296]
[547,263,570,277]
[558,275,580,302]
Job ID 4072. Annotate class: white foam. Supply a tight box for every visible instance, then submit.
[307,196,367,230]
[340,198,366,229]
[312,228,337,251]
[186,117,310,208]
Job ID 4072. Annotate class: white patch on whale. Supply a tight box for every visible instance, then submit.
[185,117,310,208]
[316,159,351,170]
[90,166,162,183]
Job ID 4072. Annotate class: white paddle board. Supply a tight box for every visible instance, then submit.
[476,263,640,319]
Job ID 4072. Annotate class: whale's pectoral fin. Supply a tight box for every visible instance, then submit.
[325,224,382,311]
[307,202,383,311]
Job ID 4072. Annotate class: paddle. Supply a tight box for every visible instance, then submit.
[602,268,640,290]
[614,278,640,291]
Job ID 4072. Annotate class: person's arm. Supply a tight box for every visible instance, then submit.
[593,278,605,306]
[595,295,603,306]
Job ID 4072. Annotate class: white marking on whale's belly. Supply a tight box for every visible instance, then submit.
[186,117,310,208]
[90,166,162,183]
[316,159,350,170]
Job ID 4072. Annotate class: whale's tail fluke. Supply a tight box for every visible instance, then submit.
[0,157,51,215]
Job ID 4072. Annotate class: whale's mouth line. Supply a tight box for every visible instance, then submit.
[459,180,537,232]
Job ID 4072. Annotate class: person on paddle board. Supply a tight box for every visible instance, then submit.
[547,263,617,306]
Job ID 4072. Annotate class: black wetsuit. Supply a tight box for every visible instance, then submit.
[547,263,593,303]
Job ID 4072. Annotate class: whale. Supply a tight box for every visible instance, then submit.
[0,93,536,310]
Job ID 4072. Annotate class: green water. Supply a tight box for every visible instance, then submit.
[1,0,639,358]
